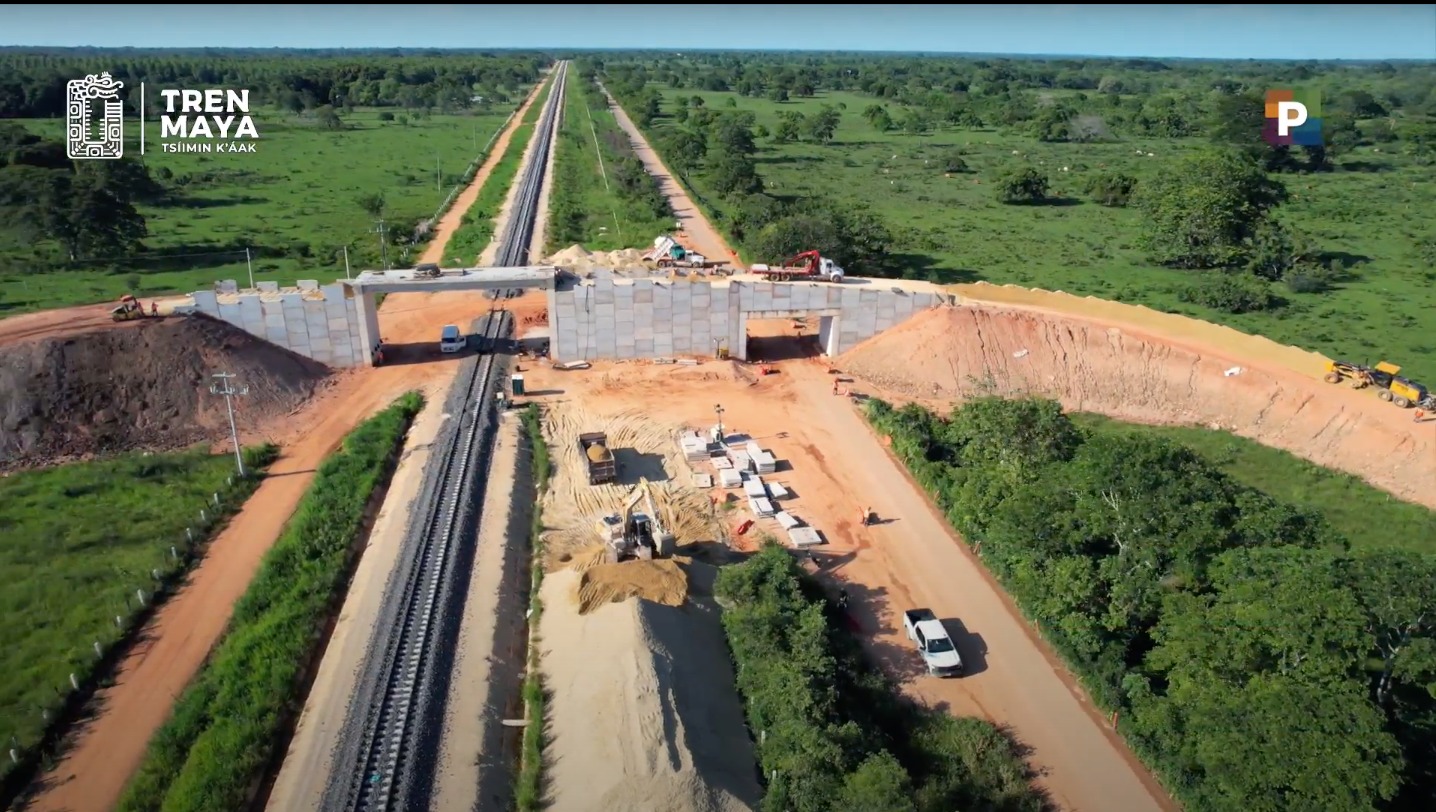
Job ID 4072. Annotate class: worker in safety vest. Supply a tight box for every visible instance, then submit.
[1417,409,1426,424]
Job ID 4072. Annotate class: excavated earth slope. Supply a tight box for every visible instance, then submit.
[0,314,330,469]
[841,304,1435,509]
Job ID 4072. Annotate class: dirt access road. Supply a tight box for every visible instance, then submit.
[519,357,1172,811]
[21,80,549,812]
[601,82,735,263]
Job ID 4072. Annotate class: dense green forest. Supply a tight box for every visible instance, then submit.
[866,396,1436,812]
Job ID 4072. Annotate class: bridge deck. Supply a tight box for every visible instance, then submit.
[350,265,558,294]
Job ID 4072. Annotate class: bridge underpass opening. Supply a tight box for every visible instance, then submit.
[739,309,841,362]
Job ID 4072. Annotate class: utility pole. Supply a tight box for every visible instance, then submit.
[372,219,389,270]
[436,152,442,196]
[209,372,250,478]
[244,247,255,290]
[714,404,725,447]
[342,245,352,280]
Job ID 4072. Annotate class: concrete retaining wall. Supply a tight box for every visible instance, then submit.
[548,275,949,362]
[190,280,365,367]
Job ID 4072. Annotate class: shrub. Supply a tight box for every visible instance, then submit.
[993,165,1049,205]
[1178,272,1282,313]
[117,392,424,812]
[1084,172,1137,207]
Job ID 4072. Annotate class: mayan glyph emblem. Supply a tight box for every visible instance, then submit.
[66,72,126,160]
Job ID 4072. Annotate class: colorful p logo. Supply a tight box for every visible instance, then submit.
[1264,90,1322,146]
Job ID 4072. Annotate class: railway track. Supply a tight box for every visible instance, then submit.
[322,61,568,812]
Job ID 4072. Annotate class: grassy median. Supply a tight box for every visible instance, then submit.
[117,392,424,812]
[514,404,552,812]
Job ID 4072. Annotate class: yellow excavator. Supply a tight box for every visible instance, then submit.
[1324,359,1436,410]
[594,478,677,563]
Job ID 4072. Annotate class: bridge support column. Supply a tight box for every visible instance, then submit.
[352,289,381,366]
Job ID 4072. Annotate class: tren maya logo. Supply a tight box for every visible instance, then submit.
[1263,89,1322,147]
[65,72,260,160]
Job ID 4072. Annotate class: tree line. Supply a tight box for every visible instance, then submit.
[596,52,1436,150]
[716,543,1045,812]
[865,396,1436,812]
[0,49,548,118]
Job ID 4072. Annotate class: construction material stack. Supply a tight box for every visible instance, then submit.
[744,441,778,474]
[579,431,618,486]
[680,431,710,463]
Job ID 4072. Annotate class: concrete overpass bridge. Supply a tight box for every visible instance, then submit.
[181,265,949,368]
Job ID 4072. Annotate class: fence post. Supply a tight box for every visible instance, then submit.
[213,492,219,507]
[114,615,123,628]
[171,545,179,559]
[187,527,194,543]
[8,749,16,765]
[136,589,146,608]
[70,673,79,691]
[200,509,206,523]
[93,641,102,657]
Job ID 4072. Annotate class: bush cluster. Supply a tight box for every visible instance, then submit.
[865,396,1436,811]
[716,543,1044,812]
[117,392,424,812]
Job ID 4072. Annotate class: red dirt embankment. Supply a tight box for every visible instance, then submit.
[841,303,1435,509]
[0,314,329,469]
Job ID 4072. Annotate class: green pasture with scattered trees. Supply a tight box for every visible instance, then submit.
[0,50,545,314]
[865,396,1436,812]
[600,53,1436,381]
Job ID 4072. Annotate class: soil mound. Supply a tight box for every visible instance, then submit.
[0,314,331,469]
[545,244,652,271]
[540,567,760,812]
[574,551,690,614]
[840,305,1435,508]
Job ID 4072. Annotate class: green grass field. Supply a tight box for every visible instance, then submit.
[0,448,270,774]
[1073,413,1436,553]
[545,75,672,254]
[650,88,1436,381]
[0,102,525,315]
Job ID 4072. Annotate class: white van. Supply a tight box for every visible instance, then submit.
[439,324,465,353]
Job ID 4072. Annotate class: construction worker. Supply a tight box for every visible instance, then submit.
[150,301,159,316]
[1417,409,1426,424]
[837,589,849,610]
[833,379,840,395]
[864,507,874,526]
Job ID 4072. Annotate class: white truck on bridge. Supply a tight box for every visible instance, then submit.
[902,608,963,677]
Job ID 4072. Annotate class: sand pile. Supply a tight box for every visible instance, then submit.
[839,304,1436,508]
[539,567,760,812]
[574,553,690,614]
[545,244,653,272]
[0,314,330,469]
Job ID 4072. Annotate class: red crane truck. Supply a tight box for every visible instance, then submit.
[751,250,845,283]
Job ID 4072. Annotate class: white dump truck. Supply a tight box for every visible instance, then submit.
[902,608,963,677]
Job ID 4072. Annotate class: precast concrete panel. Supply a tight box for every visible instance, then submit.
[192,291,219,314]
[257,281,280,294]
[216,302,244,328]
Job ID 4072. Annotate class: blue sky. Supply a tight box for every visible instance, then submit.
[4,4,1434,60]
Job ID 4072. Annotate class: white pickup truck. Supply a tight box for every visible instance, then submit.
[903,608,963,677]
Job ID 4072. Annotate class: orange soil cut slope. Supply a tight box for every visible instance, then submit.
[840,303,1435,509]
[23,78,550,812]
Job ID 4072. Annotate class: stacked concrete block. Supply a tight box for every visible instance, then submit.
[653,282,674,357]
[260,298,288,347]
[281,293,310,358]
[191,290,219,314]
[257,281,280,294]
[632,282,655,357]
[303,298,332,364]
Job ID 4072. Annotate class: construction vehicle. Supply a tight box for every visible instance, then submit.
[750,250,845,283]
[111,294,155,322]
[595,478,677,563]
[1324,360,1436,409]
[645,234,733,272]
[579,431,618,485]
